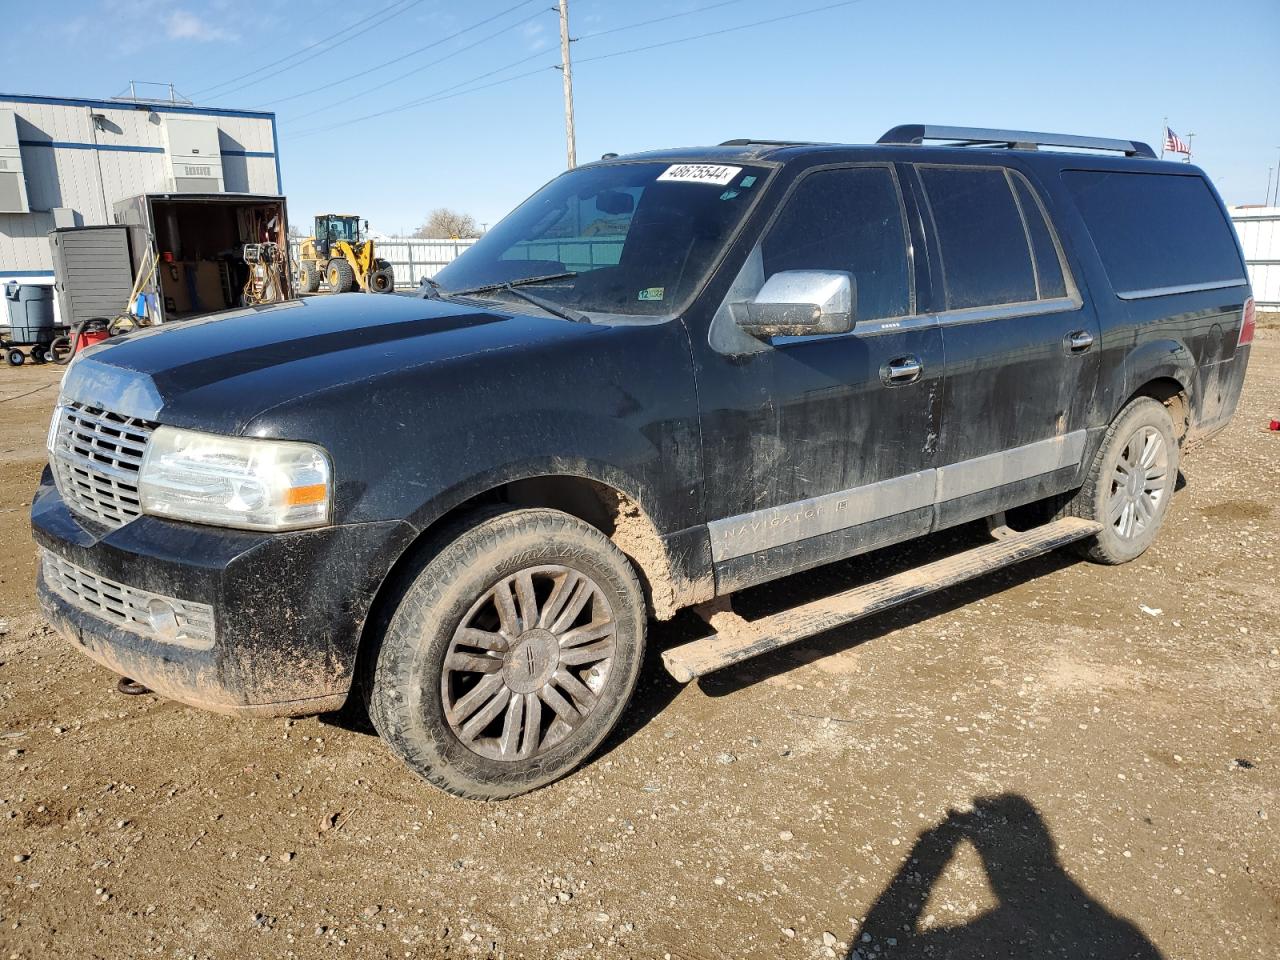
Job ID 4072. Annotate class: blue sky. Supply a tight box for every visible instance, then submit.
[8,0,1280,233]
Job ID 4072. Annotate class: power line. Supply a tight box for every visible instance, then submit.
[285,0,869,140]
[260,0,539,111]
[195,0,422,98]
[277,0,747,130]
[574,0,752,42]
[287,53,557,139]
[573,0,869,69]
[194,0,429,101]
[279,4,548,123]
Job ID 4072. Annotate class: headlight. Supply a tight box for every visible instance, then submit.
[139,427,332,531]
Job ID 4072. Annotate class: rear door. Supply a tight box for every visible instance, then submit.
[910,163,1100,528]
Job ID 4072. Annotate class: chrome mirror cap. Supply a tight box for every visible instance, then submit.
[739,270,854,338]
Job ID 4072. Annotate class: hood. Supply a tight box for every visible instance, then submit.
[60,294,604,434]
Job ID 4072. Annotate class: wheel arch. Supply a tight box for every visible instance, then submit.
[1117,338,1197,436]
[351,466,707,700]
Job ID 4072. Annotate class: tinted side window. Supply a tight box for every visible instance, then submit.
[762,167,910,322]
[1012,176,1068,299]
[1063,170,1245,294]
[920,166,1037,309]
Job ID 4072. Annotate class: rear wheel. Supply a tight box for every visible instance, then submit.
[325,258,355,293]
[1063,396,1179,564]
[297,261,322,294]
[368,264,395,294]
[365,508,646,799]
[6,347,24,367]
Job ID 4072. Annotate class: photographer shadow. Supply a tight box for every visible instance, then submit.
[854,794,1164,960]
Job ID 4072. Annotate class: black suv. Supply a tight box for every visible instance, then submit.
[33,125,1255,798]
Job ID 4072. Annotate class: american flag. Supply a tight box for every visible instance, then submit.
[1163,126,1190,155]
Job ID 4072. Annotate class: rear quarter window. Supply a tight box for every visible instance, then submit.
[1062,170,1245,295]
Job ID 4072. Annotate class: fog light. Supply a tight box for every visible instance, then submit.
[147,598,180,641]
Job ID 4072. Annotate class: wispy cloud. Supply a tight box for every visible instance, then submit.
[522,20,550,52]
[166,9,239,42]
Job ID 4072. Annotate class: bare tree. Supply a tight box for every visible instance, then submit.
[414,208,481,240]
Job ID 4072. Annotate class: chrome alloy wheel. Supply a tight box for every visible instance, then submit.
[1108,425,1169,540]
[441,565,617,761]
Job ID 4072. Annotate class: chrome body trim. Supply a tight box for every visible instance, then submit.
[41,550,215,651]
[933,296,1080,327]
[1114,279,1248,301]
[708,431,1089,562]
[934,431,1086,502]
[709,470,934,562]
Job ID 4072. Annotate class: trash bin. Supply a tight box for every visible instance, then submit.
[3,282,56,346]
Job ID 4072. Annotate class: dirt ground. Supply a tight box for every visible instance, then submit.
[0,334,1276,960]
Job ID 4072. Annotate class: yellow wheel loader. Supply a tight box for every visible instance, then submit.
[295,214,395,294]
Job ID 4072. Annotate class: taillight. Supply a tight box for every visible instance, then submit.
[1238,297,1255,346]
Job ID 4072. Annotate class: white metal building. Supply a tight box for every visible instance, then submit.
[0,92,280,299]
[1229,206,1279,309]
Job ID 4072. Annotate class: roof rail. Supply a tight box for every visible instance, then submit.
[718,138,813,147]
[877,124,1156,159]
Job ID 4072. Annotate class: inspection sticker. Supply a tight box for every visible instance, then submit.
[657,163,742,186]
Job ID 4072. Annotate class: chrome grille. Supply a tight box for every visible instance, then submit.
[41,550,215,650]
[50,401,156,529]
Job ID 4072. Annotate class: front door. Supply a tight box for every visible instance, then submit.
[693,164,944,593]
[907,163,1102,528]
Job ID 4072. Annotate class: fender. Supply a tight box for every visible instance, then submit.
[1115,337,1198,421]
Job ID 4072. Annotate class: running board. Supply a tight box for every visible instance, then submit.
[662,517,1102,683]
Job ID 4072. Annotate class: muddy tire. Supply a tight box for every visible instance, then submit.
[325,258,355,293]
[297,261,322,294]
[1063,396,1179,564]
[365,508,646,800]
[368,265,395,294]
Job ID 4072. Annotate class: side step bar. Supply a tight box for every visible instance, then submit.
[662,517,1102,683]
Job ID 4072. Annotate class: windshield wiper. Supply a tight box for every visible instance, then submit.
[449,272,577,298]
[489,283,590,324]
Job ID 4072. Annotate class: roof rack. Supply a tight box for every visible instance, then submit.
[877,124,1156,159]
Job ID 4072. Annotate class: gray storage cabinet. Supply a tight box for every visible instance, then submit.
[49,226,136,328]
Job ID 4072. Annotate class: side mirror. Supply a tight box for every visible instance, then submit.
[738,270,855,338]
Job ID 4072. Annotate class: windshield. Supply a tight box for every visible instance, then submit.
[433,160,771,318]
[319,216,360,242]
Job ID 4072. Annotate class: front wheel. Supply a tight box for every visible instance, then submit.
[365,508,646,799]
[6,347,24,367]
[325,258,355,293]
[1064,396,1179,564]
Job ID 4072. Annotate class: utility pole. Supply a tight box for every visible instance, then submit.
[1267,167,1274,208]
[557,0,577,169]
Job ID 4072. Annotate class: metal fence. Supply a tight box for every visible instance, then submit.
[289,237,478,290]
[288,236,634,291]
[1230,207,1280,309]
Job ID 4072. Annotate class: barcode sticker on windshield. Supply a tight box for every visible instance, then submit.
[657,164,742,186]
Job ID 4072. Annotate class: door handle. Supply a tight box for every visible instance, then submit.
[1064,330,1095,353]
[881,356,923,386]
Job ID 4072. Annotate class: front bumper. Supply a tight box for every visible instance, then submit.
[32,467,415,717]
